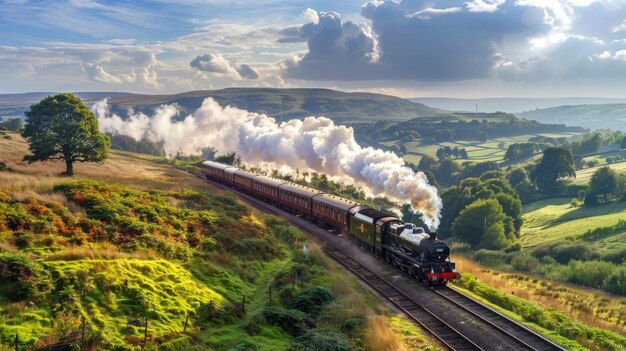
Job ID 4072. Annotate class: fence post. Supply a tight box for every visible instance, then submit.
[14,334,18,351]
[183,314,189,333]
[81,317,86,350]
[241,295,246,314]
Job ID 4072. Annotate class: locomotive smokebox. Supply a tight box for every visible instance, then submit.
[429,232,437,240]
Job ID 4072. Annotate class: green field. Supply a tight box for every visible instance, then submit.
[398,132,580,164]
[521,197,626,250]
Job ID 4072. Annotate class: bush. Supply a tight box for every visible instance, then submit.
[291,328,354,351]
[290,286,335,317]
[262,306,313,336]
[532,241,597,264]
[602,266,626,295]
[565,260,616,288]
[0,253,52,301]
[231,238,278,260]
[473,249,509,266]
[511,253,540,272]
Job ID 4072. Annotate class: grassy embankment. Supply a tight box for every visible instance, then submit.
[0,132,436,351]
[451,257,626,351]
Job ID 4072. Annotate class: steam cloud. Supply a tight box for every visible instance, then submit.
[93,98,442,229]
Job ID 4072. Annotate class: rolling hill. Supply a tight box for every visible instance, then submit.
[0,88,446,123]
[518,104,626,131]
[106,88,446,122]
[410,97,626,114]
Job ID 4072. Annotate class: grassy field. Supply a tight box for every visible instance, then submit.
[0,132,436,351]
[396,132,580,164]
[574,160,626,184]
[452,256,626,350]
[521,197,626,251]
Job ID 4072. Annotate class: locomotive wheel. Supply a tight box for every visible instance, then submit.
[385,251,392,264]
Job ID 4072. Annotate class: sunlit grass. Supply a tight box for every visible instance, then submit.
[453,255,626,339]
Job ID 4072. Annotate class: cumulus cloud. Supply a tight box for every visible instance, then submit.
[190,53,259,80]
[93,98,442,229]
[280,9,379,80]
[281,1,551,81]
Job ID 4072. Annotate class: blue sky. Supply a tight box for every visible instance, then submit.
[2,0,626,98]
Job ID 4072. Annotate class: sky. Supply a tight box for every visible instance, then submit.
[2,0,626,98]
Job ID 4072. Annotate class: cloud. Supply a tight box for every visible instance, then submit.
[190,53,259,79]
[279,10,379,80]
[465,0,505,13]
[281,2,551,81]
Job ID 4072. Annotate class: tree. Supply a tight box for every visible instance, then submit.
[477,131,488,142]
[590,166,618,203]
[621,136,626,149]
[417,155,438,172]
[22,94,110,176]
[531,147,576,193]
[451,198,509,249]
[507,167,529,187]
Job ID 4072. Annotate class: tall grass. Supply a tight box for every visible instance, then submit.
[453,255,626,336]
[363,316,407,351]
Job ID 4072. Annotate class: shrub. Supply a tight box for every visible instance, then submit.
[290,286,335,317]
[511,253,540,272]
[292,328,354,351]
[565,260,616,288]
[262,306,313,336]
[473,249,509,266]
[0,253,52,301]
[602,266,626,295]
[231,238,278,260]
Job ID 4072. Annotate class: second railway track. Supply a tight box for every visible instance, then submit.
[174,167,568,351]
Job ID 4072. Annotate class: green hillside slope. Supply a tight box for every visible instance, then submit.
[105,88,446,122]
[518,104,626,131]
[0,133,433,351]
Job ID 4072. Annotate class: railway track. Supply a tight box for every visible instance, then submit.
[176,168,567,351]
[432,287,565,351]
[322,245,482,351]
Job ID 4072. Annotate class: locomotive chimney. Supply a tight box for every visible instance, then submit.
[429,232,437,240]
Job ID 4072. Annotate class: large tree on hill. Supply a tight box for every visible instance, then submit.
[22,93,110,176]
[531,147,575,193]
[590,166,618,203]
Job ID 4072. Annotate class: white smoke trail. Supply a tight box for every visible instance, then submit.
[93,98,442,229]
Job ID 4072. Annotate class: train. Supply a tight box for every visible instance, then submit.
[201,160,460,286]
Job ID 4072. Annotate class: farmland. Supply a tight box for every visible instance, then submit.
[382,132,581,164]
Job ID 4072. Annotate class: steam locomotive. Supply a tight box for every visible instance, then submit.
[201,160,460,286]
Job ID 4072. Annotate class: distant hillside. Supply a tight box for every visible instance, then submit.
[106,88,446,122]
[0,91,137,120]
[0,88,444,123]
[411,97,626,114]
[518,104,626,131]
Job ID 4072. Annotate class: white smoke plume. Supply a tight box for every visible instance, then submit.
[93,98,442,229]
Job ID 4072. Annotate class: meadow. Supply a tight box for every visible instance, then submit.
[521,197,626,251]
[389,132,580,164]
[0,132,435,351]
